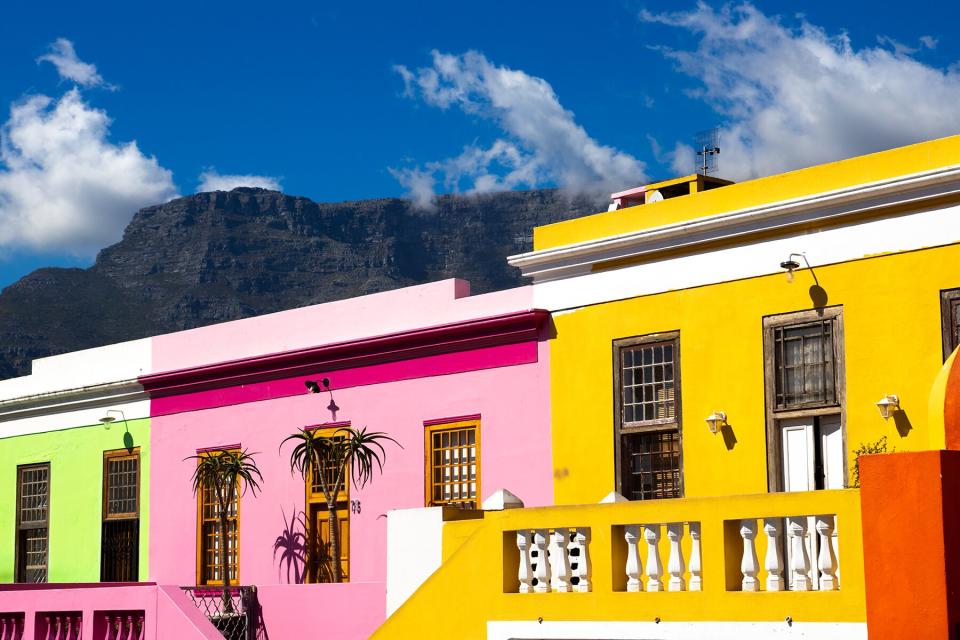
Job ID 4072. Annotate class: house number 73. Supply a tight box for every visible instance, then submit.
[350,500,361,514]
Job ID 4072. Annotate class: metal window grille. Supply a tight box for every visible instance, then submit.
[16,464,49,583]
[621,430,682,500]
[101,519,140,582]
[105,455,138,518]
[428,425,479,508]
[200,481,239,585]
[621,341,677,425]
[773,320,836,409]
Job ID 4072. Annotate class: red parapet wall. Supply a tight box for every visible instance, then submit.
[861,450,960,639]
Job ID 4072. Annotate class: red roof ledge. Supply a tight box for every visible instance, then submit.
[140,309,550,398]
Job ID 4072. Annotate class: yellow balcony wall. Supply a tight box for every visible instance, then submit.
[375,490,864,638]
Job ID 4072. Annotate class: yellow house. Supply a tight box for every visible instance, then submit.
[375,135,960,639]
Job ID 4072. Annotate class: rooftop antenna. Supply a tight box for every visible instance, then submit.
[695,127,720,176]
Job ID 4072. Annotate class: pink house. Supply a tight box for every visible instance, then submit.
[143,279,553,638]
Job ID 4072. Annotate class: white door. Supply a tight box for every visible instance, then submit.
[781,418,815,492]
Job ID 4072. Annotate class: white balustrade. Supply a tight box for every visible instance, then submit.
[550,529,573,592]
[787,517,813,591]
[532,529,552,593]
[516,530,533,593]
[763,518,785,592]
[624,525,643,592]
[816,515,838,591]
[643,524,664,592]
[688,523,702,591]
[667,523,686,591]
[573,528,592,592]
[513,527,591,594]
[739,519,760,592]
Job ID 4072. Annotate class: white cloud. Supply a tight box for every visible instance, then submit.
[392,50,646,207]
[37,38,108,89]
[641,4,960,181]
[197,170,281,193]
[0,88,177,255]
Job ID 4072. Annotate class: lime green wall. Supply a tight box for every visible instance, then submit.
[0,419,150,583]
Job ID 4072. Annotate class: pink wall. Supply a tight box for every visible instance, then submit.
[146,279,553,638]
[0,583,221,640]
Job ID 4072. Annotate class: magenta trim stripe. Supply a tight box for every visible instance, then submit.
[423,414,481,427]
[151,340,537,416]
[196,443,241,453]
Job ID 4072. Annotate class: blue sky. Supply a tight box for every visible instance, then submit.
[1,0,959,287]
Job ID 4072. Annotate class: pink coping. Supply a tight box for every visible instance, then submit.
[150,340,536,415]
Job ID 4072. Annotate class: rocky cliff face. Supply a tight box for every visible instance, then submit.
[0,188,605,379]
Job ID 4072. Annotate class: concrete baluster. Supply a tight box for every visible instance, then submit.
[667,523,686,591]
[644,524,664,592]
[740,519,760,592]
[624,525,643,592]
[573,528,592,592]
[763,518,785,592]
[788,517,813,591]
[533,529,552,593]
[516,530,534,593]
[688,522,702,591]
[816,515,839,591]
[550,529,573,592]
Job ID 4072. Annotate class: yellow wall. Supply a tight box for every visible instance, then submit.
[535,134,960,251]
[376,489,864,638]
[550,243,960,506]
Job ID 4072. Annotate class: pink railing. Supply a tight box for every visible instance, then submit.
[0,613,25,640]
[36,613,82,640]
[94,612,144,640]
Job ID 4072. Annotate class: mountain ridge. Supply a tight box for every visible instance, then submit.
[0,187,606,379]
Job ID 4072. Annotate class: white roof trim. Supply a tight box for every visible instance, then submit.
[509,164,960,281]
[0,379,146,423]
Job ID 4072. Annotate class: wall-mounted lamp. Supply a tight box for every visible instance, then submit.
[99,409,127,430]
[875,394,900,420]
[779,253,809,283]
[304,378,330,394]
[705,411,727,434]
[306,377,339,414]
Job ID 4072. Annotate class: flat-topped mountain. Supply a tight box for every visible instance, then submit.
[0,188,605,380]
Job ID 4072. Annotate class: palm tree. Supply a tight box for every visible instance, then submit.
[281,426,398,583]
[187,449,263,611]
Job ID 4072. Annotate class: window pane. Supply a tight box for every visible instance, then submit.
[621,430,682,500]
[621,340,678,425]
[17,464,49,583]
[427,424,479,509]
[774,320,836,409]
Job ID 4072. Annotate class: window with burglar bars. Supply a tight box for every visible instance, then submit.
[197,453,239,586]
[16,463,49,583]
[102,449,140,582]
[425,419,480,509]
[614,334,683,501]
[942,288,960,361]
[772,319,838,409]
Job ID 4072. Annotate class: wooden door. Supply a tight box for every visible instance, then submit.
[311,503,349,583]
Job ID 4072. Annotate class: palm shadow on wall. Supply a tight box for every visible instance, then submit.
[273,506,307,585]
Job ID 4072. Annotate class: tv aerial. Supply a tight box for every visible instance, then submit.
[695,127,720,176]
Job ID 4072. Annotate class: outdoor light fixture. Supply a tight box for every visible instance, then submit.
[780,253,806,283]
[875,394,900,420]
[705,411,727,434]
[99,409,127,430]
[304,378,330,394]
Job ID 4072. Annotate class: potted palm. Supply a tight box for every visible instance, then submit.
[281,426,398,583]
[187,449,263,616]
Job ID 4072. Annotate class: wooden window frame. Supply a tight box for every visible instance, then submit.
[102,448,141,521]
[15,462,50,584]
[424,418,481,509]
[762,307,846,492]
[941,288,960,361]
[613,331,684,499]
[305,424,350,584]
[195,449,241,587]
[101,448,140,583]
